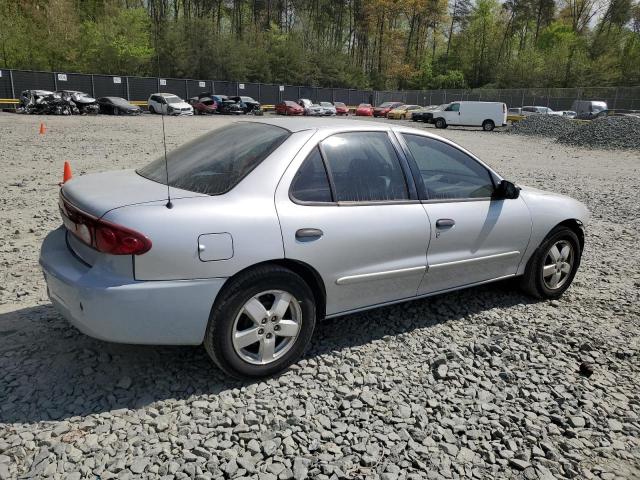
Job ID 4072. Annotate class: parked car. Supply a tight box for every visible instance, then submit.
[188,94,217,115]
[431,101,507,131]
[412,105,443,123]
[387,105,422,120]
[148,93,194,115]
[373,102,403,117]
[97,97,142,115]
[229,96,263,115]
[297,99,324,116]
[213,95,243,115]
[355,103,374,116]
[275,101,304,116]
[557,110,577,119]
[57,90,99,115]
[319,102,337,116]
[571,100,608,120]
[334,102,349,116]
[18,90,63,115]
[41,119,589,379]
[521,106,559,116]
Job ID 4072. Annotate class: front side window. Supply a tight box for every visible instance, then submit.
[402,134,494,200]
[445,103,460,112]
[137,123,290,195]
[320,132,409,202]
[290,148,333,203]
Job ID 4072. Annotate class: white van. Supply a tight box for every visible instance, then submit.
[431,101,507,131]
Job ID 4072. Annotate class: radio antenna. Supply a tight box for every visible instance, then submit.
[154,19,173,209]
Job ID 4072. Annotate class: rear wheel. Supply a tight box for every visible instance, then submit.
[204,265,317,379]
[520,226,581,299]
[435,118,447,129]
[482,119,495,131]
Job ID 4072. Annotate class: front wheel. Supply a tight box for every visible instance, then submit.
[435,118,447,129]
[520,226,581,299]
[204,265,317,379]
[149,105,156,114]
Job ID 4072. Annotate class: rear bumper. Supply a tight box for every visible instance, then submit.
[39,228,227,345]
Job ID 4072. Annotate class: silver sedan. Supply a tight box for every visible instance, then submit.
[40,119,589,378]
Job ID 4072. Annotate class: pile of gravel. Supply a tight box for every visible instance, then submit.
[507,114,579,138]
[557,115,640,150]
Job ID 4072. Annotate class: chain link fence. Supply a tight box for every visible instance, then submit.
[1,68,638,109]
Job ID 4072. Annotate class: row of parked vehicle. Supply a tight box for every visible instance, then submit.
[17,89,265,116]
[274,99,351,116]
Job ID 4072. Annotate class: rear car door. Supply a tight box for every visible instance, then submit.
[275,130,431,316]
[396,131,532,294]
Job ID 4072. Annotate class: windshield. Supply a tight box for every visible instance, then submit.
[165,96,182,104]
[378,102,393,108]
[137,123,290,195]
[320,102,332,107]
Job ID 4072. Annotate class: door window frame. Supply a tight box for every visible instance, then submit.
[288,130,420,207]
[393,131,502,204]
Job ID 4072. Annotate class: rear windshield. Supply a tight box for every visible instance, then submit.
[137,123,290,195]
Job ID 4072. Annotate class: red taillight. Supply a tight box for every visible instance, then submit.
[60,195,152,255]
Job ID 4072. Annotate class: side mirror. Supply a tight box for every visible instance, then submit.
[494,180,520,200]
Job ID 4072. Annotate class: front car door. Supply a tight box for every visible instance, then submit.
[275,129,431,316]
[443,102,461,125]
[395,130,532,294]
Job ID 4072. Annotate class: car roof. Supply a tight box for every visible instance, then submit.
[241,117,428,134]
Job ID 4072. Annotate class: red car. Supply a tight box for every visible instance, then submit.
[334,102,349,116]
[355,103,374,116]
[189,96,218,115]
[275,101,304,116]
[373,101,403,117]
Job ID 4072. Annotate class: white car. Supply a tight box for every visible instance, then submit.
[148,93,193,116]
[319,102,337,115]
[431,101,507,131]
[297,99,324,116]
[521,106,560,116]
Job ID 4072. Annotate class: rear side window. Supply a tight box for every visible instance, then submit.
[290,148,332,203]
[320,132,409,202]
[402,134,494,200]
[137,123,290,195]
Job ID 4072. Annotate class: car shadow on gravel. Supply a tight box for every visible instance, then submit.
[0,281,534,424]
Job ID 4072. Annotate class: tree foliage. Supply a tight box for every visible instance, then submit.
[0,0,638,89]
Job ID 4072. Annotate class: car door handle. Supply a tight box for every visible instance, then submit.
[436,219,455,228]
[295,228,323,241]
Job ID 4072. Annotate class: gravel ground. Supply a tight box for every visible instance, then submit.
[1,113,639,480]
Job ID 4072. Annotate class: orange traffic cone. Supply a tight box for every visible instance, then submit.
[62,161,73,184]
[39,123,46,135]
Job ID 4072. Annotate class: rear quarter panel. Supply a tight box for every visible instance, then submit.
[103,129,316,281]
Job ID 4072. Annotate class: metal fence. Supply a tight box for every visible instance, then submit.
[0,69,374,107]
[1,68,639,109]
[375,87,640,110]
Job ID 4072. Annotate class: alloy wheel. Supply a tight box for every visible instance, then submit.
[542,240,573,290]
[232,290,302,365]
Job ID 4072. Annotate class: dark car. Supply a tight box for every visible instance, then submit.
[373,101,403,118]
[334,102,349,116]
[213,95,243,115]
[229,96,263,115]
[275,101,304,116]
[189,96,218,115]
[412,105,443,123]
[57,90,99,115]
[97,97,142,115]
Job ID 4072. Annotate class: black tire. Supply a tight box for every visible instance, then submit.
[520,226,582,300]
[149,105,156,114]
[435,118,447,129]
[482,119,495,131]
[204,265,317,379]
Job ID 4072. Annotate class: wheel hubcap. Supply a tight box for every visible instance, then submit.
[542,240,573,290]
[232,290,302,365]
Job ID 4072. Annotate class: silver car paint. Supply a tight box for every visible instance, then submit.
[41,118,590,345]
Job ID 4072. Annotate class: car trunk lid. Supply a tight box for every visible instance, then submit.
[61,169,206,219]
